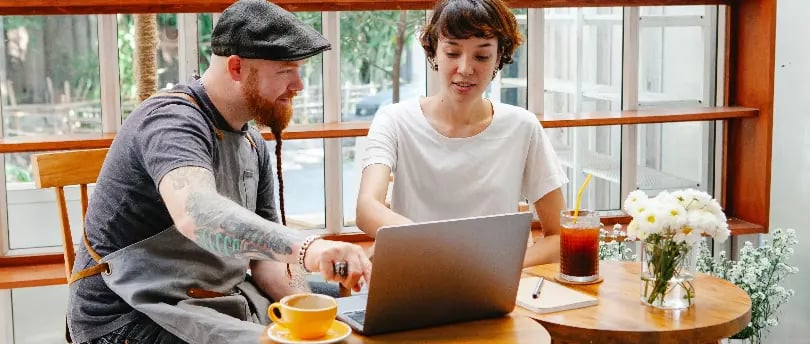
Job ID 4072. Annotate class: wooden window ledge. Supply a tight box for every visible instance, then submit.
[0,107,757,153]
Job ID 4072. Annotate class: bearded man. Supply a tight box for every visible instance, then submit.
[66,1,371,343]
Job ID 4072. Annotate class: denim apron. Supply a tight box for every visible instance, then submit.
[76,93,270,343]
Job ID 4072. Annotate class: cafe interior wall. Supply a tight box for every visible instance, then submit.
[765,0,810,342]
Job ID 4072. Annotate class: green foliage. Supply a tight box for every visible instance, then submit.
[197,14,214,73]
[118,14,137,101]
[157,14,176,27]
[5,163,31,183]
[1,11,424,111]
[340,11,424,86]
[59,52,102,101]
[3,16,101,103]
[2,16,43,31]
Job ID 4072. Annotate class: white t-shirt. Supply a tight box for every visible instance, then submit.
[361,98,568,222]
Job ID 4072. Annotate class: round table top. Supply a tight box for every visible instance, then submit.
[517,261,751,344]
[259,314,551,343]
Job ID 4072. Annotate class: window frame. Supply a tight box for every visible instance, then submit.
[0,2,766,259]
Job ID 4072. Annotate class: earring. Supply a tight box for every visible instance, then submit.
[428,57,438,71]
[491,69,499,80]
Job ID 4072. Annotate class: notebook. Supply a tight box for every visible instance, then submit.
[336,212,533,335]
[515,276,598,314]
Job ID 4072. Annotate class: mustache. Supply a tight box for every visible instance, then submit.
[279,90,298,100]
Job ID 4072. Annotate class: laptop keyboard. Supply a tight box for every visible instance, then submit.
[344,310,366,326]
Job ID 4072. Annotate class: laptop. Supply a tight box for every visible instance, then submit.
[337,212,532,335]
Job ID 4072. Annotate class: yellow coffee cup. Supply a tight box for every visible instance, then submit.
[268,293,337,340]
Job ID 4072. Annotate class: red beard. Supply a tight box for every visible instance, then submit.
[242,67,296,135]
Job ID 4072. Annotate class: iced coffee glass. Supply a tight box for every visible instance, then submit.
[558,210,601,283]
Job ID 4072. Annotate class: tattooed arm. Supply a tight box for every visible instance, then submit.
[159,166,305,262]
[158,166,372,289]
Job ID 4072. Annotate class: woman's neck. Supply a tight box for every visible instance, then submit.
[421,95,494,138]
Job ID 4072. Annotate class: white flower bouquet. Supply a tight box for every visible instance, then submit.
[624,189,730,308]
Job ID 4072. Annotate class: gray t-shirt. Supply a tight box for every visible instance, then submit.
[67,79,278,343]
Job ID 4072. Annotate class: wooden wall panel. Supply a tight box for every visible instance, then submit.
[726,0,776,231]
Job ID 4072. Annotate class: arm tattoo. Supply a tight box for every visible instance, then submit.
[186,189,306,261]
[170,167,215,191]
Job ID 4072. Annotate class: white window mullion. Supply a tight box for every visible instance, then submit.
[0,19,9,256]
[177,13,200,81]
[702,6,719,195]
[621,7,640,201]
[0,290,11,344]
[527,8,544,114]
[98,14,122,133]
[0,162,7,256]
[322,12,343,234]
[0,163,7,256]
[425,10,440,96]
[572,8,584,202]
[714,6,727,199]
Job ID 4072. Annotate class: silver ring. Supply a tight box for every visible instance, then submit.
[333,261,348,278]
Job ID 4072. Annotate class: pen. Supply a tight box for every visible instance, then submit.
[531,277,545,299]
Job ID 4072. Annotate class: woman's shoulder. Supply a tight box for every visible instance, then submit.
[378,97,421,114]
[373,98,423,123]
[493,101,540,125]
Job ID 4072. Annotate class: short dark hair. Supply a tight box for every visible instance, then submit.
[420,0,524,71]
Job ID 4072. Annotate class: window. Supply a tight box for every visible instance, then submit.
[544,6,719,210]
[340,11,427,227]
[0,4,734,342]
[1,15,102,250]
[118,14,180,119]
[636,5,718,195]
[544,7,624,210]
[0,6,725,248]
[292,12,324,125]
[488,9,528,108]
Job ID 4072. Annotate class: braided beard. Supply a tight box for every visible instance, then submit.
[241,67,295,225]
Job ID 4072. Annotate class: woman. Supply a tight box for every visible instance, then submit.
[356,0,567,267]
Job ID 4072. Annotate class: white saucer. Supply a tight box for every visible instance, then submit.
[266,320,351,344]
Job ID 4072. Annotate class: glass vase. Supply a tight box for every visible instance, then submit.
[640,235,698,309]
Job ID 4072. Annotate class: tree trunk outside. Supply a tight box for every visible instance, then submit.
[391,11,407,104]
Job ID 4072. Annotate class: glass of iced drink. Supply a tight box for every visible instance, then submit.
[558,210,601,283]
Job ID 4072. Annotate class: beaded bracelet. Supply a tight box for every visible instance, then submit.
[298,234,322,273]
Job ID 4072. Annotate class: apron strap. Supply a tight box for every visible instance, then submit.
[68,263,109,284]
[68,235,109,284]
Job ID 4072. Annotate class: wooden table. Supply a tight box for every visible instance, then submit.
[516,262,751,344]
[260,314,551,343]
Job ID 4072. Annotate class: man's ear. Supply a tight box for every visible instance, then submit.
[226,55,244,81]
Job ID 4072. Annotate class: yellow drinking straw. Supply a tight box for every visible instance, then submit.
[573,173,594,224]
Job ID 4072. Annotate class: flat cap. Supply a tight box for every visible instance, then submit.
[211,0,331,61]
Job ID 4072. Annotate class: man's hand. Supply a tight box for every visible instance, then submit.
[304,240,372,292]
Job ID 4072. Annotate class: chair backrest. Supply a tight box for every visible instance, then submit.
[31,148,108,279]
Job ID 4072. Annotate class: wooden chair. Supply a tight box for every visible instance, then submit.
[32,148,109,281]
[31,148,108,344]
